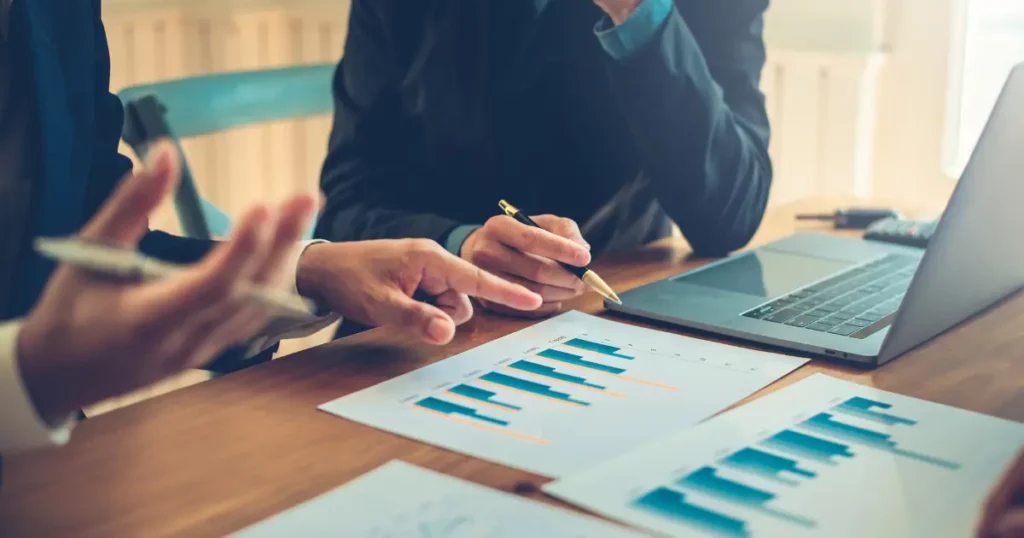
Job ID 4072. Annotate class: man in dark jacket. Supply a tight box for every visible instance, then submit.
[319,0,773,317]
[0,0,541,455]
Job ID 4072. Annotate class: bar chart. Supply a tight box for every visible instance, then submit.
[320,311,806,477]
[546,374,1024,537]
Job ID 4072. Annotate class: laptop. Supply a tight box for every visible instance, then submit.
[607,63,1024,366]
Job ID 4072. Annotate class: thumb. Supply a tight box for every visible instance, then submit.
[376,290,458,345]
[79,139,180,246]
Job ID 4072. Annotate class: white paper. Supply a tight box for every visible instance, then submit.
[320,311,807,477]
[545,373,1024,538]
[231,460,648,537]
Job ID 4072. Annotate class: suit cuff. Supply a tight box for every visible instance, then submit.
[0,321,75,453]
[444,224,481,256]
[595,0,673,60]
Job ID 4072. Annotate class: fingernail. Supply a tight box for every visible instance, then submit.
[426,317,450,343]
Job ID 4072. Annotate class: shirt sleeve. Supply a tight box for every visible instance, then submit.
[594,0,674,60]
[0,321,75,453]
[244,240,341,357]
[443,224,482,256]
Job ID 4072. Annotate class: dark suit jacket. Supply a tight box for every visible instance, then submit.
[318,0,773,257]
[3,0,257,372]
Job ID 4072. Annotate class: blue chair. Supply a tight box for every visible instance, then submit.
[119,64,336,240]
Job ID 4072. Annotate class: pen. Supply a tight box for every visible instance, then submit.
[498,200,622,305]
[34,237,317,319]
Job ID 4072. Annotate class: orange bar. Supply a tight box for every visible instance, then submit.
[476,379,589,408]
[535,355,678,391]
[505,368,626,398]
[411,406,549,446]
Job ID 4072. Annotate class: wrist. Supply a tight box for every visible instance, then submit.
[296,242,334,303]
[604,0,641,25]
[459,228,483,260]
[17,316,76,422]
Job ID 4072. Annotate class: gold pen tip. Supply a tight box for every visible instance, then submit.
[581,271,622,306]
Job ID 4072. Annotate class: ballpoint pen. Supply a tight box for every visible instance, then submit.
[498,199,622,305]
[34,237,317,319]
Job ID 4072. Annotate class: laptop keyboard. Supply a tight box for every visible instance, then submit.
[742,254,918,338]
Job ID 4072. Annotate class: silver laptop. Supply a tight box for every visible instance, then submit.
[607,63,1024,366]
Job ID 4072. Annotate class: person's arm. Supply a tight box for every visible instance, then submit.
[595,0,773,256]
[87,1,335,364]
[0,321,73,453]
[317,0,465,247]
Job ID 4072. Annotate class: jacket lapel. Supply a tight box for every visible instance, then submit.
[18,0,94,237]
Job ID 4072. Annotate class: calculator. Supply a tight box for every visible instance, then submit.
[862,218,937,248]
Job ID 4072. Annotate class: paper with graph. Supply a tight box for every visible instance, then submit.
[231,460,645,537]
[319,310,807,477]
[544,374,1024,538]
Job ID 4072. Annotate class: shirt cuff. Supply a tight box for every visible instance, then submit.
[244,240,340,357]
[0,320,75,453]
[594,0,673,60]
[444,224,482,256]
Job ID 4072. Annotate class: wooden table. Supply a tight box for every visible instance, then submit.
[2,199,1022,538]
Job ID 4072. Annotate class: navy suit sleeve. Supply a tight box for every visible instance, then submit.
[317,0,461,244]
[606,0,772,256]
[86,2,271,370]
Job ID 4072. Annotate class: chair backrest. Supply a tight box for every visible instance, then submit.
[119,64,336,238]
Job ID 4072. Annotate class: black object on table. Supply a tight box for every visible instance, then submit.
[797,208,903,229]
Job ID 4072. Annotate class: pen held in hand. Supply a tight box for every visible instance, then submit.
[497,200,622,305]
[34,237,317,319]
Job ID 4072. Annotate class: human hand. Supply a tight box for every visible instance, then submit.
[593,0,642,25]
[17,141,317,421]
[296,240,543,344]
[460,215,591,318]
[978,448,1024,538]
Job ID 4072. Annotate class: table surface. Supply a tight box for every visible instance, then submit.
[2,198,1022,538]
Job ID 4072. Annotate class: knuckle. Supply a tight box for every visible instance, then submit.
[410,238,438,254]
[484,216,506,232]
[520,227,539,251]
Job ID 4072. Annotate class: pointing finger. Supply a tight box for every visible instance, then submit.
[425,249,542,311]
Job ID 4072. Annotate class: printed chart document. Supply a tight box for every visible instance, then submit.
[545,373,1024,538]
[230,460,647,537]
[320,311,807,477]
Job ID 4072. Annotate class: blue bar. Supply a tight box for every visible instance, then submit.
[448,384,521,411]
[479,372,590,406]
[721,448,815,486]
[833,397,918,426]
[761,429,854,465]
[799,413,961,470]
[415,397,509,426]
[564,338,634,359]
[536,349,626,374]
[633,487,749,538]
[509,360,607,389]
[679,467,816,528]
